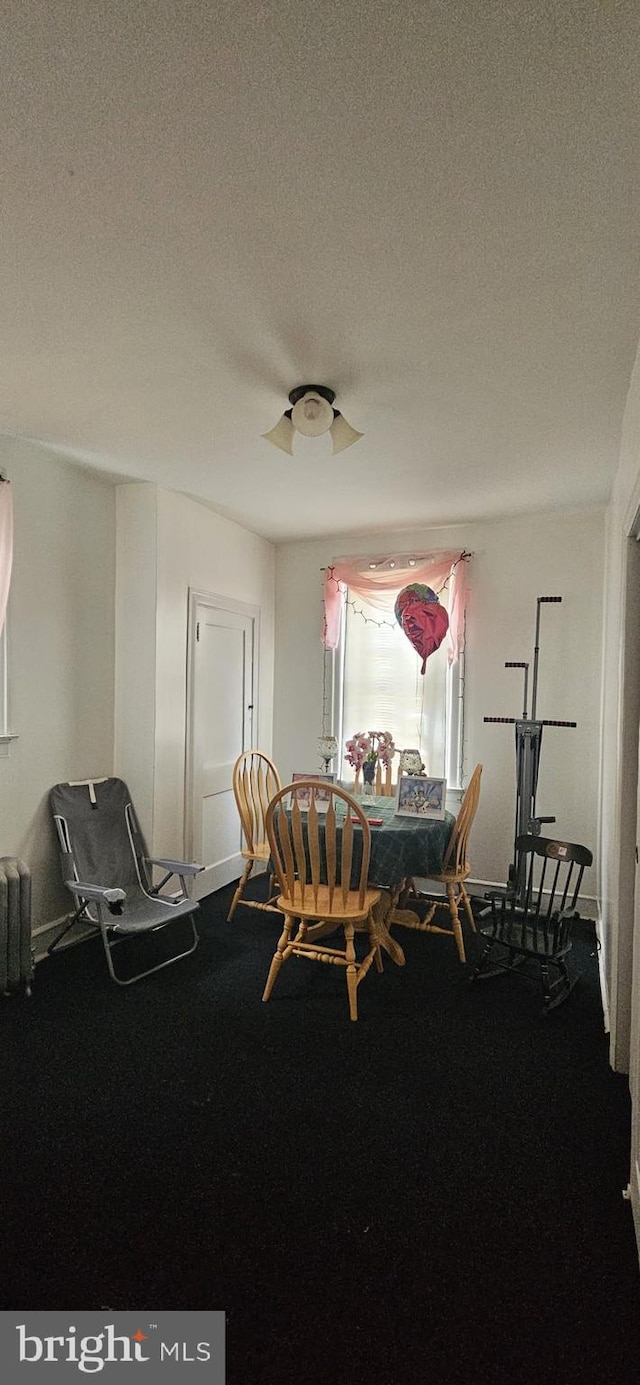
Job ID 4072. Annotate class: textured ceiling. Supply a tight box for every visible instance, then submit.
[2,0,640,541]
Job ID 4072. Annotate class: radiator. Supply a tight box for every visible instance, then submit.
[0,857,33,997]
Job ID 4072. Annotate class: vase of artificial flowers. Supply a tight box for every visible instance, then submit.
[345,731,396,796]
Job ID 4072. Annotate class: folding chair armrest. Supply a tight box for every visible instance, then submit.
[65,881,126,914]
[145,857,204,875]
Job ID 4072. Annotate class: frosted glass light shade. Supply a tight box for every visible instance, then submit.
[262,414,295,454]
[291,392,334,437]
[263,389,363,454]
[329,412,364,453]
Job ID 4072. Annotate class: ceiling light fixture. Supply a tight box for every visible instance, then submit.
[262,385,363,455]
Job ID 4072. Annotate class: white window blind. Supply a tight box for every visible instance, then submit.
[339,584,463,787]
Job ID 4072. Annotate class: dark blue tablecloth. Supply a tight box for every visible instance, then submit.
[354,795,454,886]
[277,795,454,890]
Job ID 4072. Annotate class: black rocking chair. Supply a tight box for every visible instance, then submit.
[471,834,593,1013]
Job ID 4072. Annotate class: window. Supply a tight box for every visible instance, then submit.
[333,577,465,790]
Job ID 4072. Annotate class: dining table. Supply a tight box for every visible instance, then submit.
[273,789,456,967]
[336,791,456,966]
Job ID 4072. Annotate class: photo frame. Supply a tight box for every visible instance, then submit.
[395,774,447,820]
[291,772,336,812]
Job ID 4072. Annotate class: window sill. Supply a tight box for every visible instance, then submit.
[0,734,18,758]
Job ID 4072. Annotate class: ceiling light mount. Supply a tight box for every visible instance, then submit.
[262,384,363,455]
[288,384,336,408]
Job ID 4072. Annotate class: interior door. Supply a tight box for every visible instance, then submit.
[188,596,256,896]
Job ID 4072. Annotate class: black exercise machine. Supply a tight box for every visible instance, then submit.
[484,596,576,905]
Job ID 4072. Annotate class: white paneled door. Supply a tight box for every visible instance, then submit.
[187,594,257,897]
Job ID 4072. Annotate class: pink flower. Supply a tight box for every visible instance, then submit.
[345,730,396,771]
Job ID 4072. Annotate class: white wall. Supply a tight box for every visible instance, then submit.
[599,342,640,1071]
[0,461,274,935]
[0,437,116,925]
[0,455,274,934]
[116,485,275,860]
[274,507,604,907]
[599,340,640,1255]
[114,484,158,839]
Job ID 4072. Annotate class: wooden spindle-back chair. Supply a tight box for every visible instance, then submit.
[399,764,483,963]
[263,781,383,1020]
[227,750,282,921]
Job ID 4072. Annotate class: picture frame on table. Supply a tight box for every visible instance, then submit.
[395,774,447,820]
[291,772,336,812]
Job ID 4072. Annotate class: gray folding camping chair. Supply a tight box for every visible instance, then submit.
[49,777,203,985]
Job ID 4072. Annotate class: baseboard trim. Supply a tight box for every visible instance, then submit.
[466,877,598,920]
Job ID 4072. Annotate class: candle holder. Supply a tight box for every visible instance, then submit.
[318,735,338,774]
[398,749,425,775]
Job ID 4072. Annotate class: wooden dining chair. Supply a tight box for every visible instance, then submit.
[374,762,396,796]
[227,750,282,922]
[352,763,395,796]
[263,781,383,1020]
[399,764,483,963]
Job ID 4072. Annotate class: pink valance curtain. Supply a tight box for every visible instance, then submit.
[0,482,13,635]
[323,549,469,664]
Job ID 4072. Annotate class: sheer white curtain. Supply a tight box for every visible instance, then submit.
[341,586,451,780]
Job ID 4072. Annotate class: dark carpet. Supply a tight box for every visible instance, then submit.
[1,881,639,1385]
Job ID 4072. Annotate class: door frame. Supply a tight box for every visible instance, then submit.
[608,532,640,1070]
[184,588,261,870]
[617,517,640,1247]
[631,725,640,1247]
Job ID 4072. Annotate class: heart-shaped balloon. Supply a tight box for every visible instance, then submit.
[394,583,449,674]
